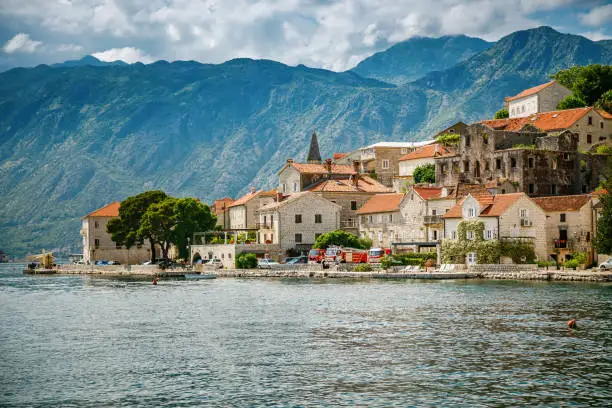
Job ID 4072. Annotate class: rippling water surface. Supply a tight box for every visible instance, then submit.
[1,264,611,406]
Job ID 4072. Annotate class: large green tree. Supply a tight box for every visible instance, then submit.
[107,190,168,261]
[172,198,216,259]
[556,94,587,110]
[138,198,177,260]
[494,108,509,119]
[413,163,435,184]
[551,64,612,106]
[595,89,612,113]
[313,230,371,250]
[595,188,612,255]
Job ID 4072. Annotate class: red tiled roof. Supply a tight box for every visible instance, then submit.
[85,201,120,218]
[480,193,524,216]
[505,80,556,102]
[398,143,454,161]
[333,153,348,160]
[212,197,234,215]
[480,107,593,132]
[288,162,356,175]
[590,188,608,197]
[413,187,443,200]
[443,193,523,218]
[533,195,591,212]
[356,193,404,214]
[597,109,612,119]
[306,175,391,193]
[228,190,261,208]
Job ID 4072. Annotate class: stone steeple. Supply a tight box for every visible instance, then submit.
[306,131,322,164]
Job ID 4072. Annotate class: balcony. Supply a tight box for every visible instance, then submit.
[256,223,273,229]
[340,220,358,229]
[423,215,443,225]
[553,239,575,250]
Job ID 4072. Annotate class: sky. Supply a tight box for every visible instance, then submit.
[1,0,611,72]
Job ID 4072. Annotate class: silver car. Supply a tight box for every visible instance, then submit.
[599,257,612,270]
[257,258,281,269]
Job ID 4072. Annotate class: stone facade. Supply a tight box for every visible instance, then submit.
[435,123,605,197]
[314,190,381,234]
[546,109,611,152]
[190,243,283,269]
[359,210,402,248]
[257,192,341,251]
[443,193,547,263]
[228,189,276,230]
[81,206,153,264]
[507,81,571,118]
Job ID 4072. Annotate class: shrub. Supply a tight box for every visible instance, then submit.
[494,108,509,119]
[235,253,257,269]
[573,252,588,265]
[435,133,460,147]
[353,263,373,272]
[595,145,612,155]
[413,163,435,184]
[380,255,394,270]
[537,260,555,268]
[313,230,369,250]
[564,259,579,270]
[557,94,587,110]
[501,239,536,264]
[392,252,436,266]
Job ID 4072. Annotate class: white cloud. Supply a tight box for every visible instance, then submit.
[92,47,154,63]
[2,33,42,54]
[57,44,84,52]
[581,31,611,41]
[579,4,612,27]
[0,0,606,70]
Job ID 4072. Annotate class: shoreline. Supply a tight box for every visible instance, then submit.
[23,265,612,282]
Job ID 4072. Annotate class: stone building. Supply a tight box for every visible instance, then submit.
[481,107,611,152]
[435,122,608,197]
[190,243,283,269]
[81,202,154,264]
[394,143,454,191]
[533,195,594,264]
[397,186,458,251]
[305,174,392,235]
[504,80,572,118]
[228,188,276,230]
[277,159,356,194]
[211,197,234,230]
[355,141,435,187]
[257,192,341,252]
[443,192,548,263]
[357,193,404,248]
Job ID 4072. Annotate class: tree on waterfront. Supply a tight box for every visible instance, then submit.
[171,198,216,260]
[138,198,177,260]
[107,190,168,262]
[413,163,435,184]
[313,230,371,250]
[595,187,612,255]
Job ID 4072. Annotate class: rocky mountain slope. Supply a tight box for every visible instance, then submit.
[1,26,611,256]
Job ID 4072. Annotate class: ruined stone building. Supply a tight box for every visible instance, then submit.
[435,122,609,197]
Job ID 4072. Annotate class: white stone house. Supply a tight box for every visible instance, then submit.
[257,192,341,252]
[81,202,155,264]
[357,193,404,248]
[443,192,547,263]
[394,143,454,191]
[505,80,571,118]
[533,194,594,264]
[228,188,276,230]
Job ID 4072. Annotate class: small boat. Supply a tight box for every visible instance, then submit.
[184,273,217,280]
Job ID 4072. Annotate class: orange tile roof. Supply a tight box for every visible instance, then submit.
[228,190,262,208]
[356,193,404,214]
[212,197,234,215]
[533,195,591,212]
[443,193,523,218]
[480,193,524,216]
[85,201,120,218]
[333,153,348,160]
[590,188,608,197]
[306,175,391,193]
[288,162,356,175]
[398,143,454,161]
[413,187,444,200]
[480,107,592,132]
[597,109,612,119]
[505,80,556,102]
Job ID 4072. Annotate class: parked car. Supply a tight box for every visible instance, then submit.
[600,258,612,270]
[204,258,223,269]
[94,260,109,266]
[257,258,281,269]
[109,260,121,265]
[287,256,308,264]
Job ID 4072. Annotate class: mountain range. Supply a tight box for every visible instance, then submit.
[1,26,611,257]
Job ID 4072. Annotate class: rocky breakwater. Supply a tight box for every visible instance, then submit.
[470,264,612,282]
[57,264,188,277]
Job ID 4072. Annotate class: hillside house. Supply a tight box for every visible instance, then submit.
[357,193,404,248]
[228,188,277,230]
[504,80,572,118]
[394,143,454,191]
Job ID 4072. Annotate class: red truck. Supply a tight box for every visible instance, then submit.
[308,249,326,263]
[367,248,391,264]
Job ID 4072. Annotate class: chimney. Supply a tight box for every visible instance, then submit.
[325,158,332,174]
[276,192,284,202]
[351,160,360,186]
